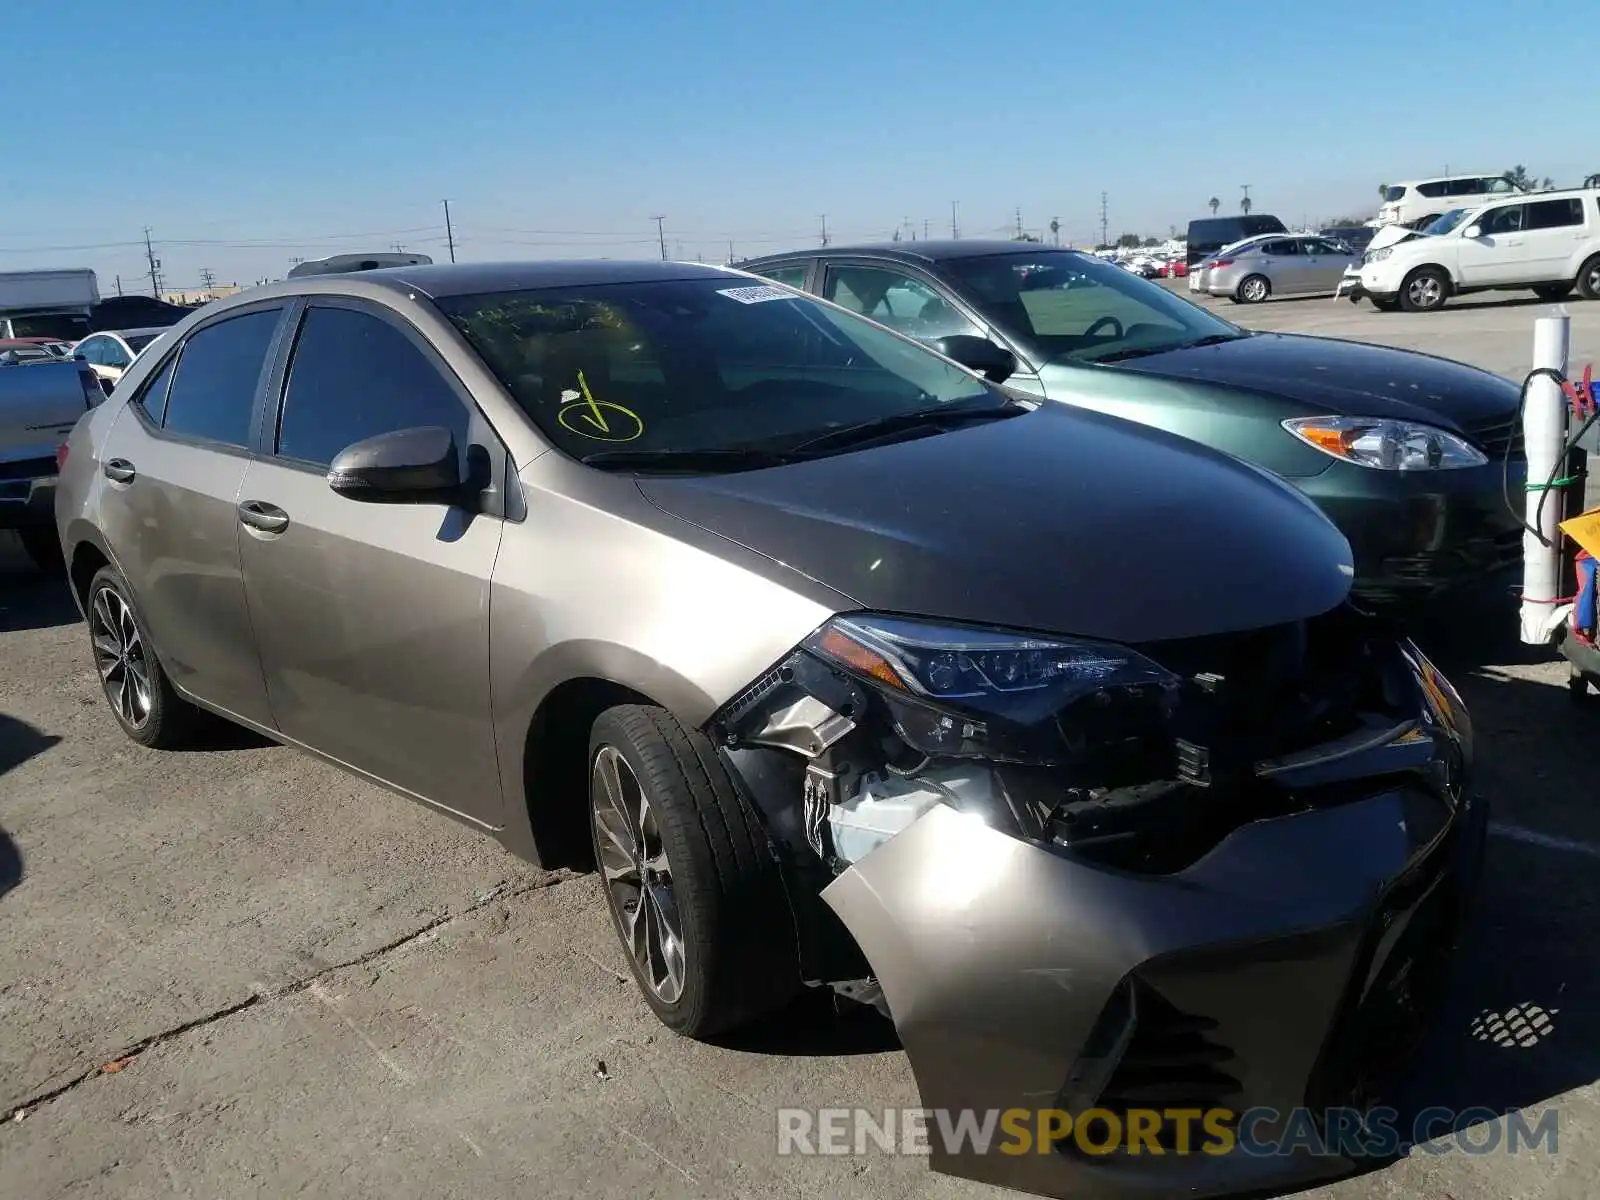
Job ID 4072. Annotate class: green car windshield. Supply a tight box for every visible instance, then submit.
[940,250,1244,366]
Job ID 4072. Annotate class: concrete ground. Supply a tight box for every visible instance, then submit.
[3,290,1600,1200]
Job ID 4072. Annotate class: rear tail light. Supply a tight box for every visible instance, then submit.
[1209,258,1234,269]
[56,442,70,470]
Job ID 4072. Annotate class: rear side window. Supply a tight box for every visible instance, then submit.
[161,309,282,448]
[134,353,178,426]
[1526,199,1584,230]
[1417,181,1447,198]
[1384,185,1409,202]
[275,306,469,469]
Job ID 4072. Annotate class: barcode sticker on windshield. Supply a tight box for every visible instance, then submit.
[716,285,797,304]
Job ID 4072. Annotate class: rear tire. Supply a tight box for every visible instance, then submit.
[1578,254,1600,301]
[1236,274,1271,304]
[1533,284,1572,302]
[588,704,799,1039]
[85,565,207,749]
[1399,266,1450,312]
[17,526,64,575]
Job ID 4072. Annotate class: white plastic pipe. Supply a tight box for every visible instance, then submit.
[1520,312,1571,644]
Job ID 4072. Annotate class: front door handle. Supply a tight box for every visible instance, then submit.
[237,500,289,534]
[103,458,135,484]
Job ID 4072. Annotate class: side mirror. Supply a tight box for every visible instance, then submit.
[73,353,88,362]
[1463,225,1482,240]
[327,425,463,504]
[932,334,1017,384]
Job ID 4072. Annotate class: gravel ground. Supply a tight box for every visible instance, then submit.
[2,289,1599,1199]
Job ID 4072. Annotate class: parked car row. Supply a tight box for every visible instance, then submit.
[51,254,1485,1200]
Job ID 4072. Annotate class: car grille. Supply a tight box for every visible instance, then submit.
[1464,415,1525,461]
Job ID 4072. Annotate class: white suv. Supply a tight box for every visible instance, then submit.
[1353,190,1600,312]
[1377,174,1525,229]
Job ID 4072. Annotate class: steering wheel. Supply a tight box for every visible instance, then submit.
[1084,316,1124,340]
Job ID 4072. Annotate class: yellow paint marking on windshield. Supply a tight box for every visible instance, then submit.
[557,371,645,443]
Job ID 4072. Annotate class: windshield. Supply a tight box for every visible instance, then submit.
[1384,185,1408,202]
[939,250,1243,365]
[1422,209,1471,235]
[437,278,996,461]
[8,313,90,341]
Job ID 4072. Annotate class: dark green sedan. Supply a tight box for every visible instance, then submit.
[740,241,1526,604]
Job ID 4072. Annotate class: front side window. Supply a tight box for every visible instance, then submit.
[1525,198,1584,230]
[1479,205,1525,235]
[276,306,469,469]
[823,265,984,343]
[941,250,1242,365]
[133,353,178,426]
[437,278,994,462]
[160,309,282,448]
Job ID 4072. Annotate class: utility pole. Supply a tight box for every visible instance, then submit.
[114,275,123,297]
[652,216,667,260]
[142,227,163,298]
[199,268,216,296]
[1050,217,1061,246]
[819,213,829,246]
[1240,184,1252,214]
[727,239,735,265]
[1015,207,1024,238]
[391,241,405,253]
[951,200,959,239]
[1099,193,1109,250]
[442,200,457,262]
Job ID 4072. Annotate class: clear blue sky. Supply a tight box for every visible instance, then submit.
[2,0,1591,292]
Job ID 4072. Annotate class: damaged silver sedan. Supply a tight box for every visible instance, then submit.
[58,258,1483,1200]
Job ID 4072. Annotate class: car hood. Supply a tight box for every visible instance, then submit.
[1109,331,1519,429]
[638,403,1353,644]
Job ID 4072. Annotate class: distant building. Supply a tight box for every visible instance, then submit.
[162,285,243,305]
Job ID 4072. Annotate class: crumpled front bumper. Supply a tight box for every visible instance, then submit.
[821,728,1483,1199]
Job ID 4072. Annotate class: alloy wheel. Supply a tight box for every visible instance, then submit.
[1407,274,1443,309]
[89,586,152,729]
[1241,277,1268,302]
[591,745,686,1003]
[1588,262,1600,296]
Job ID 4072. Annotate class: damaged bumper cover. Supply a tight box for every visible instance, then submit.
[819,717,1481,1200]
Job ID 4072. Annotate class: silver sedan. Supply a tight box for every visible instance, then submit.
[1201,235,1361,303]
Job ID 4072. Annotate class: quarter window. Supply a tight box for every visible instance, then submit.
[134,353,178,426]
[161,309,282,448]
[276,305,469,469]
[823,266,983,343]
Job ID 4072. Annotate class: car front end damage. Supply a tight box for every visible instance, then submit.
[708,603,1481,1200]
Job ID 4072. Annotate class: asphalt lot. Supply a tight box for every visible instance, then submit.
[4,288,1600,1200]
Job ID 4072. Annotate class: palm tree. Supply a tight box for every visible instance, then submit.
[1208,197,1220,216]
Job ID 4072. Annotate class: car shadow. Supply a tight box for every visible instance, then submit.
[714,986,900,1057]
[0,533,80,633]
[0,712,55,904]
[0,827,19,902]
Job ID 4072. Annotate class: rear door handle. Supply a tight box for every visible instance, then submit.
[237,500,289,534]
[103,458,135,484]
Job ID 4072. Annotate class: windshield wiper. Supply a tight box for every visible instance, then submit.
[579,447,802,474]
[1088,332,1243,364]
[783,397,1023,455]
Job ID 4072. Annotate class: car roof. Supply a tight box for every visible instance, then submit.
[94,326,168,340]
[742,239,1079,268]
[334,258,747,299]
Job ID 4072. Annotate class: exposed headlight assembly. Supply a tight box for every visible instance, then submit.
[1364,247,1392,263]
[805,614,1179,767]
[1282,415,1488,470]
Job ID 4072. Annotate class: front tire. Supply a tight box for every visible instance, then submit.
[1399,266,1450,312]
[1235,274,1271,304]
[85,566,206,749]
[588,704,799,1039]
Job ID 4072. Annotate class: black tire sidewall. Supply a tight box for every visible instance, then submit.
[86,566,177,748]
[586,705,796,1037]
[1578,255,1600,301]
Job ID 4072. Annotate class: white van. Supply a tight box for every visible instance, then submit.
[1353,189,1600,312]
[1377,174,1525,229]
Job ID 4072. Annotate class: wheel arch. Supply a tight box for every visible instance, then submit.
[65,523,115,615]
